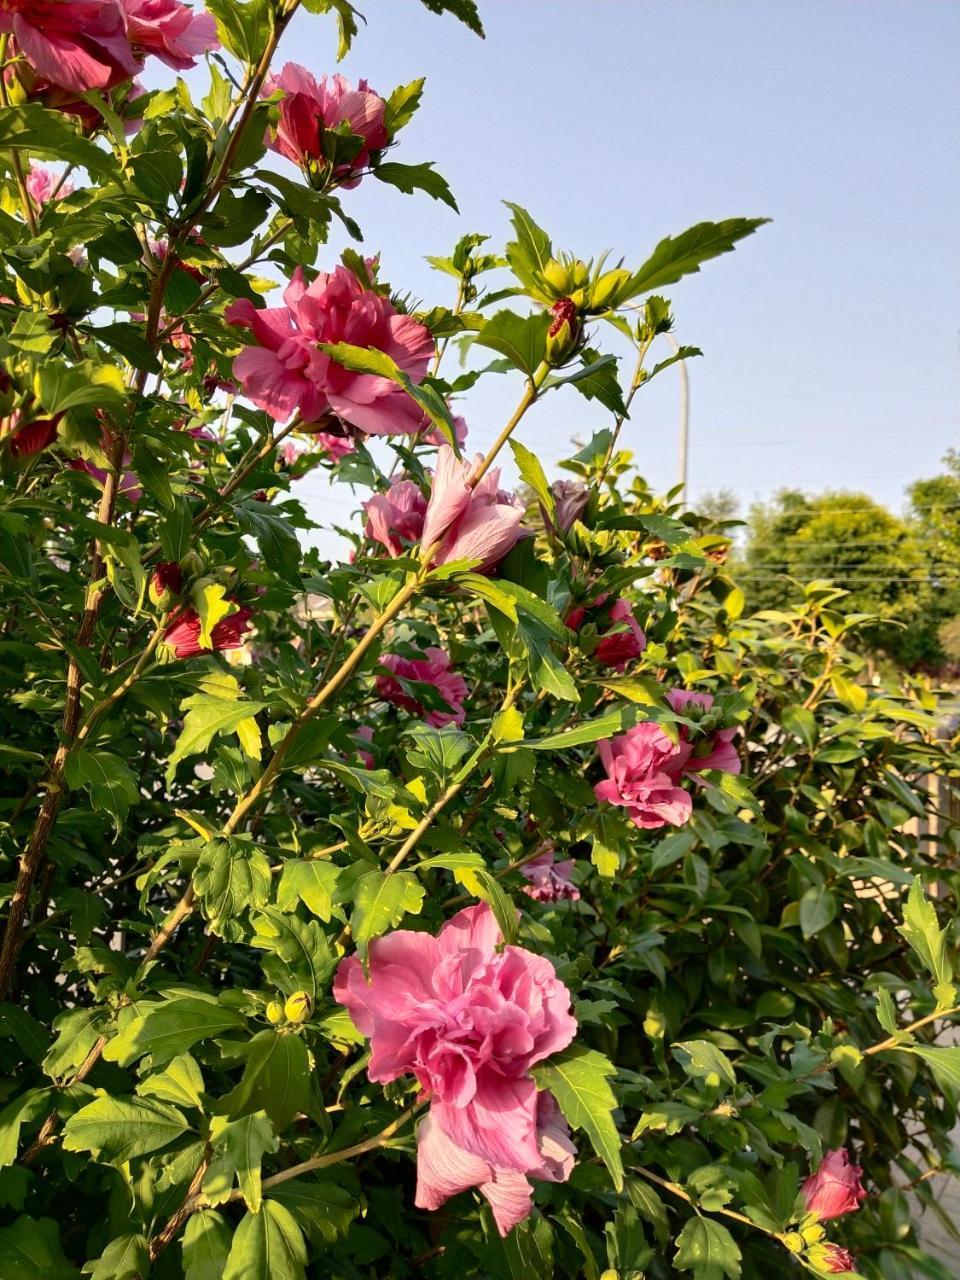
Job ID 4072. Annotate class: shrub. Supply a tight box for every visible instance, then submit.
[0,3,958,1278]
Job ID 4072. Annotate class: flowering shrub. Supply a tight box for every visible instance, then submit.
[0,3,959,1279]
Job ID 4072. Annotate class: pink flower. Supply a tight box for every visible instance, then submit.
[227,265,434,433]
[415,1091,575,1236]
[163,605,253,659]
[313,430,355,461]
[71,443,142,504]
[3,413,60,457]
[263,64,388,183]
[802,1149,867,1221]
[594,722,694,830]
[421,446,524,571]
[364,479,427,556]
[521,851,580,903]
[333,902,577,1233]
[119,0,217,70]
[26,164,74,206]
[566,595,646,672]
[353,725,375,769]
[665,689,741,776]
[376,647,467,728]
[1,0,138,94]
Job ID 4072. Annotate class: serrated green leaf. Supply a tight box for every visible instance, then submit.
[204,1111,278,1213]
[532,1046,623,1190]
[222,1201,306,1280]
[103,996,245,1068]
[62,1096,189,1165]
[674,1216,742,1279]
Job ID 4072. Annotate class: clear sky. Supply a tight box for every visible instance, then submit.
[251,1,960,545]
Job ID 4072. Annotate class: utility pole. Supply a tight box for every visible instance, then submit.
[665,333,691,505]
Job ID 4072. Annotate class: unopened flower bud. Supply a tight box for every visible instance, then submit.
[265,1000,285,1025]
[801,1224,827,1245]
[179,550,204,579]
[783,1232,805,1255]
[149,562,182,611]
[284,991,312,1023]
[545,297,580,365]
[643,1008,665,1039]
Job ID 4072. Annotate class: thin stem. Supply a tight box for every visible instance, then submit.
[596,340,651,486]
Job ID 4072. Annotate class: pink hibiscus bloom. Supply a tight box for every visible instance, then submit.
[364,478,427,557]
[227,265,434,433]
[802,1149,867,1221]
[415,1091,575,1236]
[566,595,646,672]
[119,0,217,70]
[163,604,253,659]
[334,902,577,1234]
[421,446,524,571]
[594,722,694,830]
[2,411,60,458]
[1,0,137,94]
[26,164,74,206]
[313,430,355,462]
[263,64,388,184]
[520,850,580,903]
[375,646,467,728]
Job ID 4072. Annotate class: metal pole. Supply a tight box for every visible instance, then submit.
[665,334,690,504]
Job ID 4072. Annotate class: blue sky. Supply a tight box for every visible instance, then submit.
[247,1,959,543]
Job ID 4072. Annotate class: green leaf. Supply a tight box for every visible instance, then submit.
[509,438,553,515]
[137,1054,205,1110]
[781,705,818,749]
[235,502,302,585]
[216,1031,314,1133]
[626,218,769,298]
[898,878,954,1000]
[250,910,336,1001]
[204,1111,278,1213]
[518,618,578,702]
[416,0,484,36]
[473,310,550,377]
[672,1039,737,1091]
[907,1046,960,1090]
[402,724,473,783]
[62,1096,190,1165]
[0,1215,79,1280]
[63,749,139,833]
[222,1202,306,1280]
[374,160,457,210]
[531,1045,623,1190]
[350,870,426,959]
[451,865,519,946]
[317,342,459,449]
[503,202,553,289]
[168,687,268,776]
[267,1181,357,1243]
[193,838,272,942]
[799,884,837,939]
[104,996,245,1068]
[523,708,641,751]
[183,1211,233,1280]
[0,105,116,177]
[277,860,341,922]
[649,828,698,873]
[875,988,898,1035]
[204,0,273,63]
[85,1233,150,1280]
[674,1216,742,1279]
[383,78,425,135]
[830,672,868,712]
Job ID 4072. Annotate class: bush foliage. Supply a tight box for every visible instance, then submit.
[0,3,959,1279]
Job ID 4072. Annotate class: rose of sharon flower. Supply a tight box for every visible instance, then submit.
[420,446,524,571]
[802,1149,867,1221]
[548,478,589,533]
[120,0,218,70]
[415,1092,575,1236]
[164,605,253,659]
[594,722,694,830]
[2,412,60,458]
[521,850,580,903]
[313,431,355,462]
[26,164,74,206]
[263,64,388,184]
[364,478,427,557]
[376,647,467,728]
[227,265,434,433]
[566,595,646,672]
[423,414,468,449]
[0,0,138,95]
[333,903,578,1235]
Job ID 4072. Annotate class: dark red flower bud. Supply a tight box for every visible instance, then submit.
[149,561,183,611]
[546,298,580,365]
[7,416,59,458]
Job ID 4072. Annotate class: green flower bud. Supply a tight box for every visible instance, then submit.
[265,1000,285,1025]
[285,991,313,1023]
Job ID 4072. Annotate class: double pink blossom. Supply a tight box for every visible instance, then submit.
[566,595,646,672]
[364,478,427,557]
[521,850,580,903]
[26,164,74,206]
[594,690,740,830]
[376,647,467,728]
[420,446,524,571]
[163,605,253,659]
[119,0,217,70]
[802,1149,867,1221]
[263,64,388,183]
[334,903,577,1235]
[227,265,434,433]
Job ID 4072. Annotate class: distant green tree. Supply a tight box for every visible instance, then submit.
[738,489,941,667]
